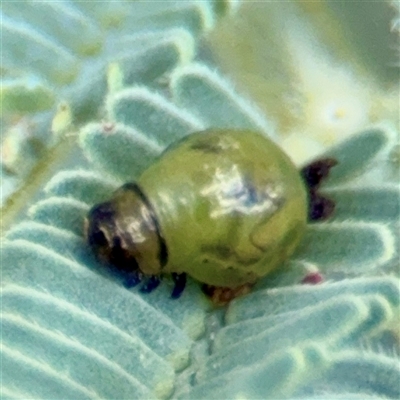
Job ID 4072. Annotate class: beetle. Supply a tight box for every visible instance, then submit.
[85,129,336,304]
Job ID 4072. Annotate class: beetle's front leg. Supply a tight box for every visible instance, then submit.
[140,275,161,293]
[171,273,187,299]
[121,270,143,288]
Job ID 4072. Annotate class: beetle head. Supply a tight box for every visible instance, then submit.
[84,183,166,276]
[85,201,140,274]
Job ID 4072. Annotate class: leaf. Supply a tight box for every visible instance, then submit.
[107,87,203,145]
[171,63,276,137]
[294,222,397,273]
[2,344,98,399]
[1,17,78,85]
[44,170,117,205]
[320,351,400,399]
[1,82,55,114]
[323,185,400,222]
[179,343,330,399]
[2,240,193,371]
[2,313,155,399]
[3,1,233,201]
[1,1,103,57]
[319,129,389,186]
[28,197,90,236]
[204,295,370,377]
[226,277,400,323]
[2,284,175,399]
[79,122,163,181]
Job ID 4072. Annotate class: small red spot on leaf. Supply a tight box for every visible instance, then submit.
[301,272,323,285]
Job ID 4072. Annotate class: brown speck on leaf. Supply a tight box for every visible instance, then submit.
[202,283,254,306]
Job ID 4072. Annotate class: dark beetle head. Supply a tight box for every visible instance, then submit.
[84,201,139,273]
[84,183,167,276]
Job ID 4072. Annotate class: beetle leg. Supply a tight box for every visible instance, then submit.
[122,270,142,288]
[171,273,187,299]
[301,158,337,221]
[140,275,161,293]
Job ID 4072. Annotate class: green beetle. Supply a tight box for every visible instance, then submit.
[85,129,336,304]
